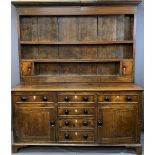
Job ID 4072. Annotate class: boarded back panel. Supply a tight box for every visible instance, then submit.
[21,45,38,59]
[79,63,97,75]
[124,15,134,40]
[98,62,120,75]
[78,16,97,41]
[38,45,58,59]
[61,63,79,75]
[20,17,38,41]
[59,45,79,59]
[35,62,60,75]
[38,17,58,41]
[78,45,97,59]
[98,16,116,40]
[58,17,78,42]
[116,15,125,40]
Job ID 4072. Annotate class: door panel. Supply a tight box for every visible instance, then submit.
[14,106,56,142]
[98,104,137,144]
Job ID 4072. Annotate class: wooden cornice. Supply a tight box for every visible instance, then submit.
[11,0,142,6]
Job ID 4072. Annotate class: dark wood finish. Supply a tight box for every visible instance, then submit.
[12,1,143,154]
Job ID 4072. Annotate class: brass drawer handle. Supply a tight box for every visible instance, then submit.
[42,96,48,101]
[64,96,70,102]
[21,96,27,101]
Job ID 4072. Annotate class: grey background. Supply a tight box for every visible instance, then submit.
[11,3,144,88]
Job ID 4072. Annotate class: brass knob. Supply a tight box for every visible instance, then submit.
[42,96,48,101]
[49,120,55,126]
[97,120,103,126]
[27,66,31,71]
[21,96,27,101]
[64,133,70,139]
[122,65,127,74]
[83,134,88,139]
[64,121,70,126]
[83,96,88,102]
[126,96,132,101]
[83,121,88,126]
[64,109,69,115]
[64,96,70,102]
[83,109,88,114]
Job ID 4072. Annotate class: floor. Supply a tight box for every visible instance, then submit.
[12,133,144,155]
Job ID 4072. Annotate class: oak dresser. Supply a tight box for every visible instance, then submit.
[11,0,143,154]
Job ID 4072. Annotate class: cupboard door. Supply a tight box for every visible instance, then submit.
[97,104,137,144]
[14,107,56,142]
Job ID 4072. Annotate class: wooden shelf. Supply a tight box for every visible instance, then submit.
[21,59,133,63]
[20,40,133,45]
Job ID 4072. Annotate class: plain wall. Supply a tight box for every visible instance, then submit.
[11,4,144,87]
[11,4,20,86]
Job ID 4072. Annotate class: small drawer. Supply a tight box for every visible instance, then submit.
[58,131,95,142]
[58,107,95,116]
[58,103,95,107]
[15,95,54,103]
[58,118,95,129]
[98,95,138,103]
[58,95,94,102]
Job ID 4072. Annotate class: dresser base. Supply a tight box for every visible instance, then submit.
[12,143,142,155]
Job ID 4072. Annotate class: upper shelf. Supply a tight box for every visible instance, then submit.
[12,0,142,6]
[20,40,133,45]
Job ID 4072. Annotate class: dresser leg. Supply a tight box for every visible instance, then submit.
[12,145,19,153]
[135,145,142,155]
[12,145,27,153]
[126,144,142,155]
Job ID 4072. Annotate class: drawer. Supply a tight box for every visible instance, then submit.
[58,95,95,102]
[14,95,54,103]
[98,95,138,103]
[58,107,95,116]
[58,102,95,107]
[58,131,95,142]
[58,118,95,129]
